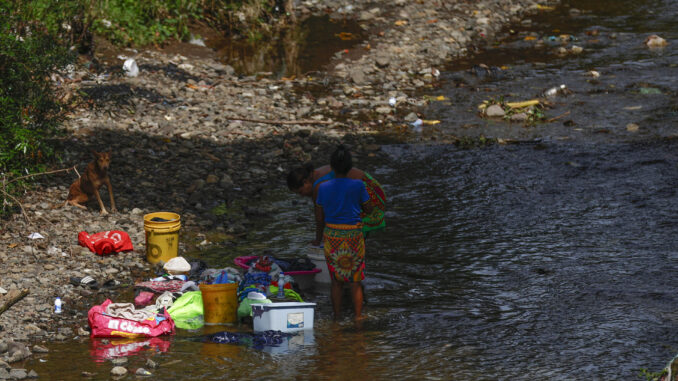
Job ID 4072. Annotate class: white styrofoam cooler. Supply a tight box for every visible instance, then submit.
[252,302,316,333]
[307,247,331,284]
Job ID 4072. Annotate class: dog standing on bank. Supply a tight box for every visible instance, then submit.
[65,150,117,215]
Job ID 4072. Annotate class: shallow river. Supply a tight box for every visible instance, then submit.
[29,0,678,379]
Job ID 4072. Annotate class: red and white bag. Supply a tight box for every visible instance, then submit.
[88,299,175,338]
[78,230,134,255]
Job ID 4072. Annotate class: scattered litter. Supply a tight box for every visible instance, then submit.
[570,45,584,54]
[639,87,662,95]
[624,105,643,110]
[164,257,191,274]
[389,97,397,107]
[189,35,206,47]
[626,123,640,132]
[586,70,600,78]
[645,34,668,48]
[394,20,408,26]
[101,19,112,28]
[123,58,139,77]
[411,119,423,133]
[47,246,68,257]
[423,120,441,125]
[78,230,134,256]
[506,99,540,109]
[543,84,569,98]
[28,232,44,240]
[0,287,6,295]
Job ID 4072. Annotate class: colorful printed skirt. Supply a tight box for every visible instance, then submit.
[361,173,386,234]
[323,223,366,283]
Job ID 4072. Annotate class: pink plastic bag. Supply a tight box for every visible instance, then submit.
[88,299,175,338]
[134,291,155,306]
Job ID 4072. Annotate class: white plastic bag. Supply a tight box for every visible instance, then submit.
[164,256,191,274]
[123,58,139,77]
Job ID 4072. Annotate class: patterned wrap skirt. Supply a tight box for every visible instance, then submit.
[361,173,386,234]
[323,223,365,283]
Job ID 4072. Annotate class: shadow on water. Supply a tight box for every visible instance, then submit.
[208,15,366,78]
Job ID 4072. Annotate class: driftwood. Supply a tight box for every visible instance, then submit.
[547,110,571,123]
[223,117,332,125]
[0,289,30,316]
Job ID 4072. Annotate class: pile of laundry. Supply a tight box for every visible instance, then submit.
[87,255,307,338]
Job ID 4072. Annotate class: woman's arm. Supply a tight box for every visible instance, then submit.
[313,204,325,246]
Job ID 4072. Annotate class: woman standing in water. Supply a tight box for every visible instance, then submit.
[313,145,373,320]
[287,152,386,246]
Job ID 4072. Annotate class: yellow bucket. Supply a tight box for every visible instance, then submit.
[143,212,181,264]
[199,283,238,325]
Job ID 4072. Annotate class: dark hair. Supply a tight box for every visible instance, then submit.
[330,145,353,175]
[287,163,314,190]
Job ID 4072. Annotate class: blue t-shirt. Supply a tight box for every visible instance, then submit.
[316,178,369,225]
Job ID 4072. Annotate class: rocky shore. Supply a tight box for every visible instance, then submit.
[0,0,554,376]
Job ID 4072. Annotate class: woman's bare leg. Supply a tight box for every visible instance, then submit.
[331,278,344,320]
[350,282,364,319]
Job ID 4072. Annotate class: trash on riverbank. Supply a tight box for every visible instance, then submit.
[645,34,668,48]
[122,58,139,77]
[478,98,547,125]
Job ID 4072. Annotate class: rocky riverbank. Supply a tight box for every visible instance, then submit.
[0,0,555,375]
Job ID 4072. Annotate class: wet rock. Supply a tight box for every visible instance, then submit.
[136,368,152,376]
[112,357,128,366]
[375,55,390,68]
[9,369,27,380]
[6,342,31,363]
[510,113,528,122]
[350,68,367,85]
[110,366,127,376]
[404,112,419,122]
[31,345,48,354]
[485,104,506,117]
[0,369,9,380]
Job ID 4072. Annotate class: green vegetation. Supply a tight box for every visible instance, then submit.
[638,367,666,381]
[0,1,75,177]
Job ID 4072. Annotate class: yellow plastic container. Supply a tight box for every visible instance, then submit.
[143,212,181,264]
[200,283,238,325]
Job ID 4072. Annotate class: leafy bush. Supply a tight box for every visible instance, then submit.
[0,0,75,177]
[91,0,203,46]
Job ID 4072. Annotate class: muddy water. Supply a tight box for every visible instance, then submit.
[25,1,678,379]
[208,14,366,77]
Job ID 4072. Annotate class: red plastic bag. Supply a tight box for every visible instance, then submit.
[78,230,134,255]
[88,299,175,338]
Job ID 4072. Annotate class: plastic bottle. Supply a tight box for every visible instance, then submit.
[277,273,285,298]
[54,297,62,314]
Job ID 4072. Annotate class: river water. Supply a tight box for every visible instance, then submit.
[28,0,678,379]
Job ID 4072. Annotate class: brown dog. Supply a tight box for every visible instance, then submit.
[65,150,117,215]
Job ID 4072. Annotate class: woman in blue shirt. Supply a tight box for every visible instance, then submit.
[316,145,373,320]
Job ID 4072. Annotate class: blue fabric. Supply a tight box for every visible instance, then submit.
[316,178,370,225]
[313,171,335,189]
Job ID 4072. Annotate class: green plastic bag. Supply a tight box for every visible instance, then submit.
[167,291,203,321]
